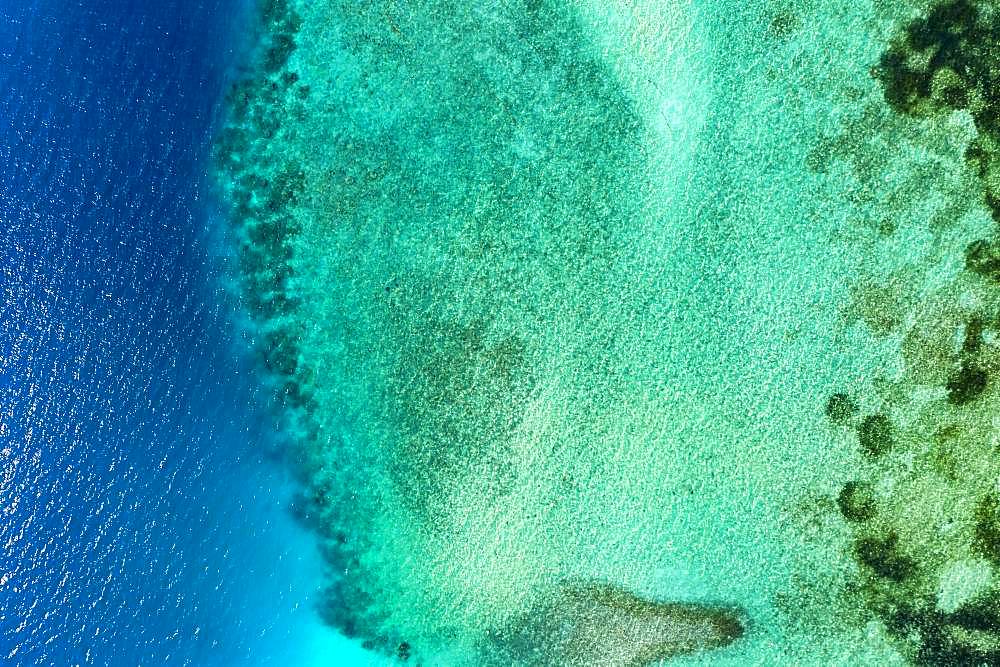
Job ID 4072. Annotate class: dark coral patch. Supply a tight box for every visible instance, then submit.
[875,0,993,118]
[945,361,988,405]
[973,493,1000,564]
[949,593,1000,634]
[396,641,411,662]
[262,329,300,376]
[266,166,306,212]
[965,238,1000,281]
[263,33,297,73]
[875,0,1000,218]
[961,315,985,354]
[837,481,877,522]
[825,392,858,425]
[858,413,894,458]
[854,532,915,582]
[768,10,800,40]
[907,597,1000,666]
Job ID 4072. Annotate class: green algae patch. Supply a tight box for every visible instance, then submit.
[973,493,1000,565]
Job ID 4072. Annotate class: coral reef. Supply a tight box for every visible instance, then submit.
[819,1,1000,663]
[857,412,895,458]
[825,392,859,425]
[212,0,310,420]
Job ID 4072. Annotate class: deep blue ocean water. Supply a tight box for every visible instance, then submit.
[0,0,362,664]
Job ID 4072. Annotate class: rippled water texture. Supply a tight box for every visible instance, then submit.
[0,0,357,664]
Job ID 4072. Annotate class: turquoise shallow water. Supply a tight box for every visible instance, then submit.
[214,0,1000,664]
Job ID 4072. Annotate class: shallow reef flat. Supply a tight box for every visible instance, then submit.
[216,0,1000,663]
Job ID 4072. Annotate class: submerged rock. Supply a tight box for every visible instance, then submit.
[488,582,744,666]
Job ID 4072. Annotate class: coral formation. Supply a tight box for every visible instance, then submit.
[945,361,988,405]
[853,533,915,583]
[857,412,894,458]
[837,481,876,523]
[825,392,858,425]
[820,0,1000,662]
